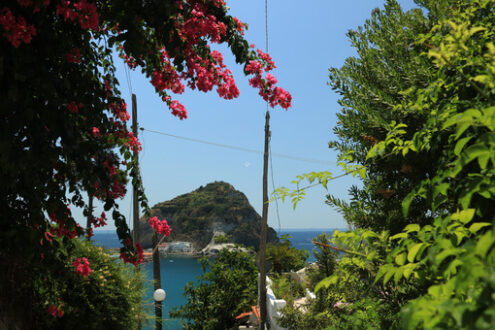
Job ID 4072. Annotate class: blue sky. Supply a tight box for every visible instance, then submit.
[81,0,417,231]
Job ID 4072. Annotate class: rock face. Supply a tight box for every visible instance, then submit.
[138,181,279,250]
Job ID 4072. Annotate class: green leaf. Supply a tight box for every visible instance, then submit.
[463,143,489,165]
[455,120,472,139]
[475,231,494,258]
[443,113,462,129]
[402,191,416,217]
[374,264,392,284]
[395,253,406,266]
[451,209,475,224]
[469,222,491,234]
[468,26,486,35]
[315,275,338,292]
[478,151,490,169]
[394,267,403,285]
[407,243,425,262]
[404,224,420,233]
[444,259,462,277]
[435,248,457,266]
[454,231,467,245]
[454,136,473,156]
[391,232,408,240]
[473,75,490,85]
[383,267,396,285]
[402,263,416,280]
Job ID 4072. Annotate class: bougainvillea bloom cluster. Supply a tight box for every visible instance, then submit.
[120,239,144,266]
[47,304,63,318]
[65,101,83,113]
[64,47,81,63]
[245,48,292,109]
[0,7,36,48]
[90,211,107,228]
[48,208,82,239]
[119,0,291,120]
[72,257,92,277]
[56,0,99,31]
[148,216,172,237]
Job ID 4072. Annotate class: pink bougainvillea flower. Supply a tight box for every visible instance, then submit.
[169,100,187,120]
[0,7,36,48]
[72,257,91,277]
[120,242,144,266]
[91,127,100,137]
[148,216,171,237]
[47,304,63,317]
[64,47,81,63]
[66,101,82,113]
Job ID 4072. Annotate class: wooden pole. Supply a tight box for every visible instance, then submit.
[131,94,143,330]
[132,94,140,246]
[132,93,162,329]
[86,194,93,241]
[152,232,162,330]
[259,110,270,329]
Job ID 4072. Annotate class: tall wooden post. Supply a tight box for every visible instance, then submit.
[132,94,140,245]
[259,110,270,329]
[152,232,162,330]
[86,194,93,241]
[131,94,144,330]
[132,93,162,329]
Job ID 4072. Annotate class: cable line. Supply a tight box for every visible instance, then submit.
[269,143,281,234]
[140,127,335,166]
[124,62,133,96]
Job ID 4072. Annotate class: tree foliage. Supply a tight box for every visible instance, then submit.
[169,248,257,330]
[306,233,338,290]
[266,234,308,275]
[275,0,495,328]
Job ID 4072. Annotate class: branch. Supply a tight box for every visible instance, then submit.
[313,241,366,258]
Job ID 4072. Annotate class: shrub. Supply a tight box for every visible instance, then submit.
[170,248,257,329]
[214,234,230,244]
[306,233,338,290]
[266,234,308,275]
[270,274,306,303]
[33,239,150,329]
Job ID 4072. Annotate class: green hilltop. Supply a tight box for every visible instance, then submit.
[138,181,279,250]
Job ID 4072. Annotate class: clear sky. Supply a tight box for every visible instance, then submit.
[80,0,417,231]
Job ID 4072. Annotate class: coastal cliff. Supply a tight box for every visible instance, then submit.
[138,181,279,250]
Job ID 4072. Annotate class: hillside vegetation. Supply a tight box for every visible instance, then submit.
[138,181,278,250]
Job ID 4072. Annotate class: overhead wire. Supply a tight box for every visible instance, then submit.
[140,127,335,166]
[124,62,133,96]
[269,143,281,235]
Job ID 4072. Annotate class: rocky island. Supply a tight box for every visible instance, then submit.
[138,181,278,255]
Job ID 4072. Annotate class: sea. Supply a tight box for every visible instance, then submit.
[92,228,342,329]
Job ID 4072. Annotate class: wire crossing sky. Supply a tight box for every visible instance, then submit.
[141,127,336,166]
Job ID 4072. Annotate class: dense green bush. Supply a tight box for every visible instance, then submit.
[270,274,306,303]
[170,248,257,329]
[266,234,308,274]
[306,233,338,290]
[22,238,149,329]
[214,234,230,244]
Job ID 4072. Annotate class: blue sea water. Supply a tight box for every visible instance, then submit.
[93,228,342,329]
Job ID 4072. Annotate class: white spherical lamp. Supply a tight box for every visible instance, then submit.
[153,288,166,302]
